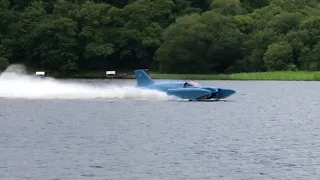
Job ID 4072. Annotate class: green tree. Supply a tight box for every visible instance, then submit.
[210,0,243,16]
[156,11,245,73]
[27,17,79,74]
[0,44,9,71]
[263,41,294,71]
[300,42,320,70]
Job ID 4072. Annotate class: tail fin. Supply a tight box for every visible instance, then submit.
[134,69,154,86]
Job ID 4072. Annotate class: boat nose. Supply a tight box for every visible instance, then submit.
[226,89,236,96]
[216,88,236,99]
[229,89,236,95]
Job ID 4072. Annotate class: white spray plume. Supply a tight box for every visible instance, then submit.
[0,64,172,100]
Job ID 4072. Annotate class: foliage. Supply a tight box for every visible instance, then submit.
[0,0,320,74]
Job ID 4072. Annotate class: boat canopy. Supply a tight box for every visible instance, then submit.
[184,81,201,87]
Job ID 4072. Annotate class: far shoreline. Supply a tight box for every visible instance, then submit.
[42,71,320,81]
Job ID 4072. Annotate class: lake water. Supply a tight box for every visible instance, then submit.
[0,70,319,180]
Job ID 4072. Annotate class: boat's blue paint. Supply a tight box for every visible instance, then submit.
[134,69,236,100]
[167,88,212,100]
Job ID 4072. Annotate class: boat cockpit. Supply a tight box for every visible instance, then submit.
[183,81,201,88]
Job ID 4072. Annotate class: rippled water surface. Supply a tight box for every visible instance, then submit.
[0,77,320,180]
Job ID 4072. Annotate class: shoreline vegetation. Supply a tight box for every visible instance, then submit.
[1,1,320,78]
[2,65,320,81]
[46,71,320,81]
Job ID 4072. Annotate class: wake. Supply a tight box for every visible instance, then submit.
[0,64,172,100]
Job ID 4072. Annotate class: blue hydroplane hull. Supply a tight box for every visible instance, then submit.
[134,69,236,101]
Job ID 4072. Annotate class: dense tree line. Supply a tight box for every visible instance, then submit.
[0,0,320,74]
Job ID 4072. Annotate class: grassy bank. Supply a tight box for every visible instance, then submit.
[227,71,320,81]
[46,70,320,81]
